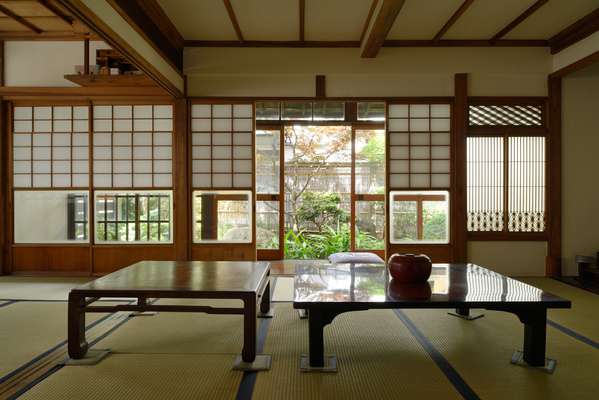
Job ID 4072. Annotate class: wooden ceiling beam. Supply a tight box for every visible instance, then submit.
[490,0,548,43]
[360,0,405,58]
[549,7,599,54]
[0,31,94,40]
[433,0,474,42]
[223,0,243,42]
[299,0,305,41]
[185,39,548,48]
[0,3,43,34]
[107,0,183,71]
[360,0,379,43]
[37,0,74,25]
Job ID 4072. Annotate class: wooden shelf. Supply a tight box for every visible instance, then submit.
[64,74,157,87]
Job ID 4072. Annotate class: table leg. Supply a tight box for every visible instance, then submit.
[299,309,339,372]
[521,308,547,367]
[448,307,484,321]
[242,296,257,363]
[68,293,88,359]
[258,280,273,318]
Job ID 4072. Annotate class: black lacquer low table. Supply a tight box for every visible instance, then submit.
[293,263,571,372]
[67,261,272,371]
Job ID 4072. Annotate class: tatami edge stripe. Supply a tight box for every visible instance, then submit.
[0,300,18,308]
[0,311,117,386]
[547,319,599,349]
[9,365,64,400]
[235,277,277,400]
[393,309,481,400]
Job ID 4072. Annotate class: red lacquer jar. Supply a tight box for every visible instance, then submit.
[387,253,432,284]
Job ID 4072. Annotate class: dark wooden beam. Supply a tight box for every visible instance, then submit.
[550,7,599,54]
[361,0,405,58]
[360,0,379,43]
[299,0,305,41]
[547,76,562,277]
[107,0,183,71]
[185,39,548,48]
[433,0,474,42]
[550,49,599,78]
[0,31,94,40]
[452,73,468,263]
[37,0,75,25]
[491,0,548,43]
[223,0,243,42]
[315,75,325,98]
[0,4,43,34]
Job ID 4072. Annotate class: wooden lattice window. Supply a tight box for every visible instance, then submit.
[387,103,451,189]
[467,136,546,233]
[469,104,543,127]
[92,105,173,188]
[12,105,89,188]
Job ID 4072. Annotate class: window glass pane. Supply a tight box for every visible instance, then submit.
[256,130,280,194]
[193,191,252,243]
[390,191,449,244]
[313,101,345,121]
[257,201,279,249]
[355,129,385,194]
[355,201,384,250]
[94,191,172,243]
[255,101,280,120]
[13,191,89,243]
[357,102,385,121]
[282,102,312,120]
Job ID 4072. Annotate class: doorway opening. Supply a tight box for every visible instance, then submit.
[256,124,385,260]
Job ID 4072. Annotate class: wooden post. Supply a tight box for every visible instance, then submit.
[452,73,468,262]
[316,75,326,98]
[0,100,6,275]
[174,99,189,261]
[547,76,562,277]
[84,38,90,75]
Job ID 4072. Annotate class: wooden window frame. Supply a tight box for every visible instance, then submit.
[389,191,450,244]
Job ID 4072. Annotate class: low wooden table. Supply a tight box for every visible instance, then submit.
[68,261,272,371]
[294,263,571,373]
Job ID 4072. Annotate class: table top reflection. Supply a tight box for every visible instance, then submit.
[73,261,271,295]
[293,262,570,307]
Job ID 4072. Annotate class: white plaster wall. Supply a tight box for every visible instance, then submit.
[5,41,111,87]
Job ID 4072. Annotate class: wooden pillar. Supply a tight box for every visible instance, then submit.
[547,76,562,277]
[315,75,326,98]
[452,73,468,262]
[173,99,189,261]
[0,100,7,275]
[84,38,90,75]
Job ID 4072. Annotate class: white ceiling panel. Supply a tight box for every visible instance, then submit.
[232,0,298,41]
[305,0,372,40]
[505,0,599,39]
[157,0,236,40]
[388,0,464,40]
[444,0,538,40]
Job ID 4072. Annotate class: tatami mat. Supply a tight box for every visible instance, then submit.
[20,353,242,400]
[253,303,463,400]
[403,307,598,400]
[0,277,91,301]
[519,277,599,341]
[0,302,108,379]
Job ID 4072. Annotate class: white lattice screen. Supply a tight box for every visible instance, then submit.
[387,103,451,189]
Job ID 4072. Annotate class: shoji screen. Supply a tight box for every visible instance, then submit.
[12,105,89,188]
[190,103,254,189]
[92,105,173,188]
[387,103,451,189]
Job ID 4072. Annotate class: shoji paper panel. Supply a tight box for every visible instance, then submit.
[191,103,254,189]
[92,105,173,188]
[388,103,451,189]
[13,105,89,188]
